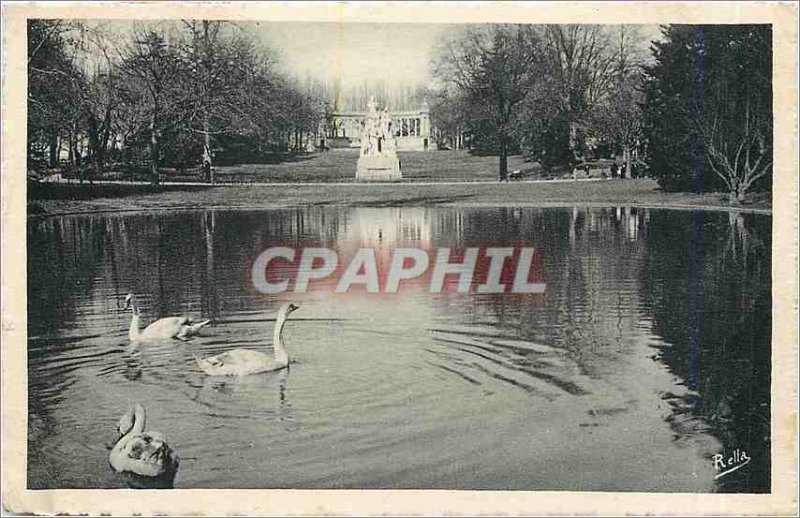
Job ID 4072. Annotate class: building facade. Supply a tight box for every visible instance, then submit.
[322,103,433,151]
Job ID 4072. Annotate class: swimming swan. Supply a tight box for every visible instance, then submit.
[125,293,210,341]
[195,302,299,376]
[109,403,179,480]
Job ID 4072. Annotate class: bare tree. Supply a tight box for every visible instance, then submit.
[72,22,125,173]
[435,24,543,179]
[592,26,648,175]
[543,25,615,155]
[694,26,772,202]
[27,20,86,171]
[699,105,772,203]
[182,20,223,181]
[429,88,468,150]
[117,28,187,183]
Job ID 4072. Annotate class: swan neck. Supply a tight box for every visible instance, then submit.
[273,312,289,364]
[129,306,140,340]
[131,404,146,434]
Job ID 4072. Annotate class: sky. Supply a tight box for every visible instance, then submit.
[254,22,662,90]
[78,20,662,92]
[253,22,453,90]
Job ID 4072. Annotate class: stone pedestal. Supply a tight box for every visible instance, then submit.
[356,155,402,182]
[355,97,403,181]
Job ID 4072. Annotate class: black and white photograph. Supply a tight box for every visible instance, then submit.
[2,1,798,516]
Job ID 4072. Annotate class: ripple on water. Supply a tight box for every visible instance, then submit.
[26,207,771,491]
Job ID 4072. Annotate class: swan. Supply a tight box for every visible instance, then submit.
[125,293,210,341]
[109,403,179,480]
[195,302,299,376]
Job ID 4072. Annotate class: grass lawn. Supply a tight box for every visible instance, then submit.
[211,149,533,183]
[27,149,771,216]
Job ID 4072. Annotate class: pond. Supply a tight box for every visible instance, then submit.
[26,206,771,492]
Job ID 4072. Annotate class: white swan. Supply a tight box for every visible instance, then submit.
[196,302,299,376]
[125,293,210,341]
[109,403,179,479]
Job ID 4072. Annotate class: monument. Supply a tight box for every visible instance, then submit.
[356,97,402,181]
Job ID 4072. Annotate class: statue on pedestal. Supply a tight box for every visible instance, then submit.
[360,97,379,156]
[379,108,396,156]
[355,97,402,181]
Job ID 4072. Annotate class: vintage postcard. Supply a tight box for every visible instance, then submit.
[2,1,797,515]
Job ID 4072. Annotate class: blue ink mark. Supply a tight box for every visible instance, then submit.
[688,209,702,392]
[693,25,706,195]
[687,26,706,393]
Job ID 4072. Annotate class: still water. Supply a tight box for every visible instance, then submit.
[27,206,770,492]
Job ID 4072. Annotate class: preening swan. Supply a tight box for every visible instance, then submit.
[196,302,299,376]
[109,403,179,480]
[125,293,210,341]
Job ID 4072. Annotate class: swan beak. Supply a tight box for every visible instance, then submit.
[288,304,300,313]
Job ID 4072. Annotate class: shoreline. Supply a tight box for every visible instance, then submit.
[28,200,773,219]
[28,179,773,218]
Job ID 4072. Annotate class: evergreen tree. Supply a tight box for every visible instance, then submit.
[642,25,772,198]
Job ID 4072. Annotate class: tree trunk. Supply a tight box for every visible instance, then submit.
[735,181,747,204]
[150,109,160,185]
[97,108,112,172]
[201,21,214,184]
[498,137,508,181]
[87,115,99,173]
[69,122,80,181]
[569,120,578,154]
[73,125,83,184]
[68,129,75,166]
[56,133,63,165]
[621,147,630,179]
[203,116,213,184]
[48,130,58,168]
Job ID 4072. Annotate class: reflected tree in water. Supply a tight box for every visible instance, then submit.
[27,207,771,491]
[641,210,770,492]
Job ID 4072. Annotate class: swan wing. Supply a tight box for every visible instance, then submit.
[109,432,178,478]
[179,319,211,338]
[197,349,275,376]
[224,349,272,364]
[140,316,189,340]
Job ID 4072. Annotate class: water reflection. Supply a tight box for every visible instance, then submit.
[641,209,771,492]
[116,470,177,490]
[122,343,143,382]
[27,206,770,492]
